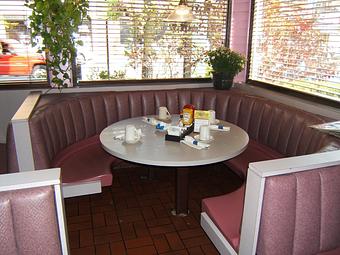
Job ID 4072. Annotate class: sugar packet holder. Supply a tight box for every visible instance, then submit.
[209,125,230,131]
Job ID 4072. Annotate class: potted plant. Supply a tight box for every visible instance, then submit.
[25,0,89,89]
[206,46,246,90]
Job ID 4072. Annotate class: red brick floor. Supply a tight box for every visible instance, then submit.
[65,163,243,255]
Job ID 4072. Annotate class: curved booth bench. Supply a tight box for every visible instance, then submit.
[201,151,340,255]
[6,88,340,197]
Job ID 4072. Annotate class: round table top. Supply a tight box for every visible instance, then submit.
[100,116,249,167]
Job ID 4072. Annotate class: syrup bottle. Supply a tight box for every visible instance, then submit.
[182,104,195,125]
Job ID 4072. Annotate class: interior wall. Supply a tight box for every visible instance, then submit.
[0,90,32,144]
[235,83,340,120]
[230,0,251,83]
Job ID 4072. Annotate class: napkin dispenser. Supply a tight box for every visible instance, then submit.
[165,124,194,142]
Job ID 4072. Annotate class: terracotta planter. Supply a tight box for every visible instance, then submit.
[212,72,234,90]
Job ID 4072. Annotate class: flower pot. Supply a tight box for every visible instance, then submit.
[212,72,234,90]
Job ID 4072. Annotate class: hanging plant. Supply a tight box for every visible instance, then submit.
[25,0,90,88]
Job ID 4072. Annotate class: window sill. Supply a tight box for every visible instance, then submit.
[0,78,213,91]
[235,82,340,120]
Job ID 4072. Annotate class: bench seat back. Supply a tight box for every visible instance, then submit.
[258,164,340,255]
[7,89,339,172]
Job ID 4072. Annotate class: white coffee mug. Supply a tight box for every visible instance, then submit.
[125,125,140,143]
[159,106,171,120]
[199,125,211,141]
[209,110,216,124]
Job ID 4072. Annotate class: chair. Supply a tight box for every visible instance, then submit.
[0,168,69,255]
[201,150,340,255]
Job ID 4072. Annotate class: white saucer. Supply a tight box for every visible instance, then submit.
[194,135,214,143]
[124,138,141,144]
[209,119,220,125]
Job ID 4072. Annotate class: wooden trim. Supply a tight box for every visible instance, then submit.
[0,168,60,191]
[238,170,265,255]
[201,212,238,255]
[11,91,41,171]
[54,184,70,255]
[12,91,41,120]
[0,78,212,90]
[249,150,340,178]
[62,181,102,198]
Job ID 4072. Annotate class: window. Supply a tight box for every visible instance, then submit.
[0,1,46,83]
[248,0,340,102]
[0,0,229,84]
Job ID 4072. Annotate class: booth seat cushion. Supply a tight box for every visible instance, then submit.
[201,184,245,251]
[225,139,284,178]
[51,135,117,186]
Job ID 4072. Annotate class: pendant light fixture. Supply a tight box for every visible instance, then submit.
[166,0,195,22]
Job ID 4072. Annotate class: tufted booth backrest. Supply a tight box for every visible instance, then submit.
[257,164,340,255]
[0,186,62,255]
[7,88,339,172]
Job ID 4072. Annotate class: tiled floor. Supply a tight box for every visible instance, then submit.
[0,144,242,254]
[65,163,243,255]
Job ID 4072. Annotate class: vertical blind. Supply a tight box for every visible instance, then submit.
[249,0,340,102]
[0,0,229,83]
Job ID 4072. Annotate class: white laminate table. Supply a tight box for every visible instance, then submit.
[100,115,249,215]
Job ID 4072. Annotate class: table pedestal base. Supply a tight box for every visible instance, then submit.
[139,167,157,180]
[171,209,189,217]
[174,167,190,216]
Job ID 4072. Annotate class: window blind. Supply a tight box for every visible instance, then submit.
[0,1,42,83]
[248,0,340,102]
[0,0,228,83]
[83,0,228,80]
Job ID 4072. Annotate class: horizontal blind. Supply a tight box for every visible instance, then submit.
[0,0,228,83]
[83,0,228,80]
[0,1,43,83]
[249,0,340,102]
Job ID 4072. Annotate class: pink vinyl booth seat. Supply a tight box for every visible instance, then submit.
[0,168,69,255]
[201,150,340,255]
[6,88,340,191]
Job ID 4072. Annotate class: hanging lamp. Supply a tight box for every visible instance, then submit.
[166,0,195,22]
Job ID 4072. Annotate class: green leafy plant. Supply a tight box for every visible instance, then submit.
[99,70,126,80]
[25,0,89,88]
[206,46,246,78]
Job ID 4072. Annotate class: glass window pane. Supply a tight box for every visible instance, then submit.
[79,0,228,81]
[249,0,340,102]
[0,1,47,83]
[0,0,229,84]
